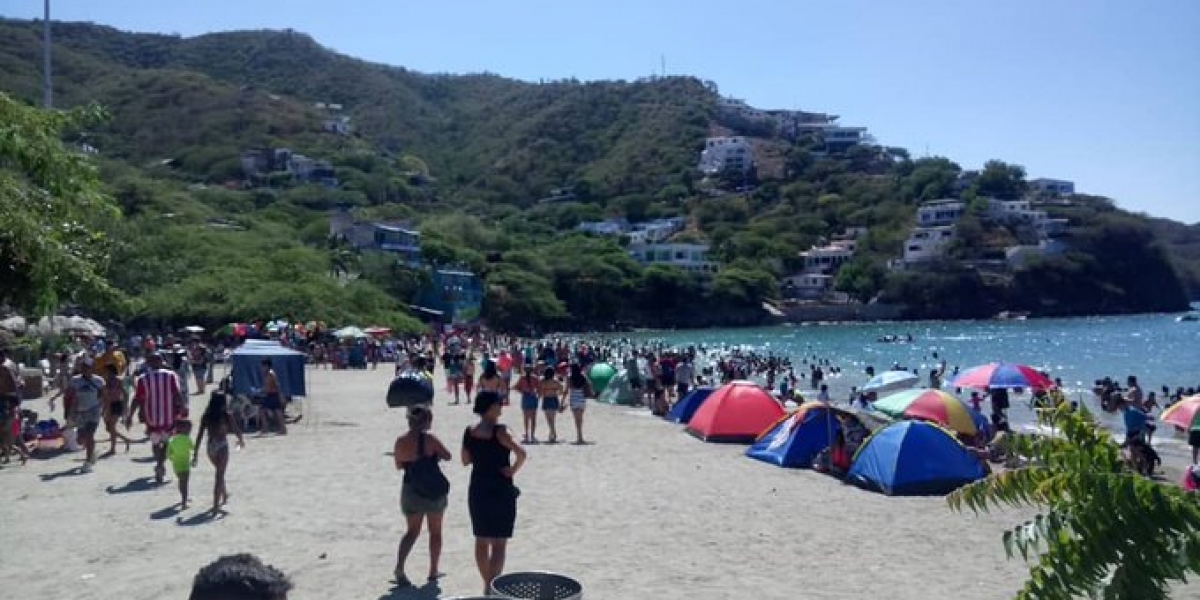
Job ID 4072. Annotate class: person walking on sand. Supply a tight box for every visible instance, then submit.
[463,353,477,404]
[566,363,593,445]
[65,357,105,471]
[168,419,194,508]
[475,360,506,406]
[514,366,539,443]
[538,367,564,444]
[260,360,286,435]
[100,365,133,456]
[193,391,245,513]
[392,404,451,587]
[461,392,526,596]
[130,352,183,483]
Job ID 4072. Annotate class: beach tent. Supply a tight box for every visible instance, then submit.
[746,402,841,467]
[686,381,785,443]
[597,370,639,406]
[230,341,307,398]
[588,363,617,395]
[847,421,986,496]
[667,386,715,423]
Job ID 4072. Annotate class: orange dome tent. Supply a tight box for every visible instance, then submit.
[685,381,785,443]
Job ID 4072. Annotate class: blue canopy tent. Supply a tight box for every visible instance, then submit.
[847,420,987,496]
[746,403,841,468]
[230,341,307,398]
[667,386,715,423]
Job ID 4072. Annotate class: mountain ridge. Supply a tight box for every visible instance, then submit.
[1,18,1196,330]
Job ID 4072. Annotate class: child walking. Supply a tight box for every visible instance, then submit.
[168,419,194,508]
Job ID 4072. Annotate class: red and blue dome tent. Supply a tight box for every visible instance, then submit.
[667,386,716,423]
[847,420,987,496]
[685,381,785,443]
[746,402,840,467]
[747,402,890,468]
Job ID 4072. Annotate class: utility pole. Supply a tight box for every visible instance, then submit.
[43,0,52,108]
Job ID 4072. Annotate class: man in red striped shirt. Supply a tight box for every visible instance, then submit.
[129,352,183,483]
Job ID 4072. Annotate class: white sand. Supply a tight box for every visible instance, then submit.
[1,366,1194,599]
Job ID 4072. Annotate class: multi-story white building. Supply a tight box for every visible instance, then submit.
[917,200,965,227]
[799,240,856,274]
[577,218,630,236]
[985,198,1046,224]
[782,273,834,300]
[628,243,719,277]
[903,225,956,263]
[1030,178,1075,197]
[699,137,754,174]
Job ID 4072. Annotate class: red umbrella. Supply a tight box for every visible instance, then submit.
[951,362,1053,391]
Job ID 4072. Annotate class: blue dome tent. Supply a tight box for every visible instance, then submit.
[229,340,307,398]
[746,402,841,468]
[667,386,715,423]
[847,421,987,496]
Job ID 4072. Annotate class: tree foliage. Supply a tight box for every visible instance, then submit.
[948,406,1200,599]
[0,93,123,314]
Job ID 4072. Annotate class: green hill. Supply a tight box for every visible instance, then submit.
[0,18,1195,330]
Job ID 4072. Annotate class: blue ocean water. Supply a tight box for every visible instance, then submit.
[615,311,1200,458]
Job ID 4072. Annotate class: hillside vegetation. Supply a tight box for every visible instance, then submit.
[0,19,1195,330]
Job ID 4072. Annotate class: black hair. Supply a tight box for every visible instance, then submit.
[189,553,293,600]
[543,367,556,380]
[473,392,502,416]
[202,392,229,428]
[482,359,498,379]
[568,363,586,388]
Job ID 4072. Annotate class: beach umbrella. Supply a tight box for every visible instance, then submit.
[862,370,920,394]
[1161,396,1200,430]
[364,326,392,337]
[872,388,978,436]
[951,362,1053,391]
[181,325,205,334]
[334,326,367,339]
[0,316,27,333]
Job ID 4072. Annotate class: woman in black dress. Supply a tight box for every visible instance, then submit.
[461,391,527,595]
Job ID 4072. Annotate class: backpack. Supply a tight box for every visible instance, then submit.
[408,433,450,500]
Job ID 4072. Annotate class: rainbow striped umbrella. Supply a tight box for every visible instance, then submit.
[1161,396,1200,430]
[873,388,977,436]
[951,362,1053,391]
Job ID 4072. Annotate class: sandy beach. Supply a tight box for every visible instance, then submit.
[1,365,1195,600]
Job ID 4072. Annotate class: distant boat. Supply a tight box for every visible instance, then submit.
[995,311,1030,321]
[1178,313,1200,323]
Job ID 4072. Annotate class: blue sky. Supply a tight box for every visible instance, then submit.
[4,1,1199,223]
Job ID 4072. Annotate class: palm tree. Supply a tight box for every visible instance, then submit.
[948,405,1200,599]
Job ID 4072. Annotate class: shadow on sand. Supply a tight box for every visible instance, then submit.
[150,504,183,520]
[39,466,87,481]
[176,509,228,527]
[106,476,163,494]
[376,581,441,600]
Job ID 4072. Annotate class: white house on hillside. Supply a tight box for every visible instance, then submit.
[903,225,956,263]
[917,200,965,227]
[799,240,856,274]
[1030,178,1075,197]
[699,137,754,174]
[985,198,1046,224]
[782,272,834,301]
[628,243,719,277]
